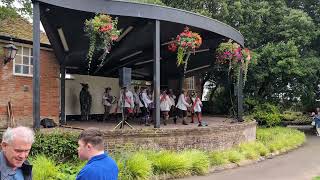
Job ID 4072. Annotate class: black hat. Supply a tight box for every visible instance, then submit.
[80,83,88,87]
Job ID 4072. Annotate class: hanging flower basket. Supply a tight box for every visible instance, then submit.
[168,27,202,70]
[216,40,252,85]
[84,14,121,70]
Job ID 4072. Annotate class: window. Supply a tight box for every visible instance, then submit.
[185,76,195,90]
[13,46,33,76]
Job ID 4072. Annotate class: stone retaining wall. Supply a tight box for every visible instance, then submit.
[104,121,257,151]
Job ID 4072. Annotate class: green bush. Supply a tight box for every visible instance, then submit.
[224,150,244,163]
[208,151,228,166]
[237,143,260,160]
[149,151,190,176]
[257,127,305,153]
[251,142,269,156]
[281,111,303,121]
[117,158,134,180]
[31,131,79,162]
[126,153,152,180]
[280,111,312,125]
[57,161,86,180]
[253,103,281,127]
[27,127,307,180]
[180,150,210,175]
[31,155,61,180]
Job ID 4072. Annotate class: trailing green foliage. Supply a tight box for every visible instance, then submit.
[30,131,79,162]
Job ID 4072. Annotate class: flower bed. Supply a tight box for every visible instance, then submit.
[30,127,305,180]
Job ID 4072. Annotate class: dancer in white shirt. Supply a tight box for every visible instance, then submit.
[176,90,191,125]
[119,87,134,124]
[102,87,113,121]
[140,87,153,126]
[160,90,172,125]
[190,91,203,126]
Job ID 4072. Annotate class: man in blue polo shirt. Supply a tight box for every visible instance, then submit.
[76,128,118,180]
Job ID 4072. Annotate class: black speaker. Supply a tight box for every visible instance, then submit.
[119,67,131,87]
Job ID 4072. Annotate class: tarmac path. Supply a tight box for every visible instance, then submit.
[182,130,320,180]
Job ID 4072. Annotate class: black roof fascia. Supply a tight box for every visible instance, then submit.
[35,0,244,46]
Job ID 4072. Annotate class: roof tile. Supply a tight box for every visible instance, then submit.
[0,16,50,45]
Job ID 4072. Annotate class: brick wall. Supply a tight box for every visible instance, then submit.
[0,43,60,127]
[104,121,257,152]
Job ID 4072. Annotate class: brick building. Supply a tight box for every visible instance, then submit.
[0,16,60,127]
[0,16,203,127]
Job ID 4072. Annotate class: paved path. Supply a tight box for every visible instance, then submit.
[182,134,320,180]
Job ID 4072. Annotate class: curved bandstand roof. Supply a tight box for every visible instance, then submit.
[36,0,244,80]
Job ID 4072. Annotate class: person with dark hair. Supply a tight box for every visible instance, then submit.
[176,89,191,125]
[168,89,178,124]
[160,90,172,125]
[133,86,141,121]
[140,87,152,126]
[76,128,118,180]
[102,87,113,121]
[119,86,135,123]
[189,91,203,126]
[80,83,92,121]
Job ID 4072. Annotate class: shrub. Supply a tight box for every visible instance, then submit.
[57,161,86,180]
[149,151,190,176]
[281,111,303,121]
[253,103,281,127]
[208,151,228,166]
[224,150,244,163]
[237,143,260,160]
[31,155,61,180]
[280,111,312,125]
[180,150,210,175]
[257,127,305,153]
[117,158,135,180]
[31,130,79,162]
[251,142,269,156]
[126,153,152,179]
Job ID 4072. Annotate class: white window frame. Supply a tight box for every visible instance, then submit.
[13,46,33,77]
[186,76,195,90]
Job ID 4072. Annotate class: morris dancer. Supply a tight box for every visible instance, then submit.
[190,91,203,126]
[160,90,172,125]
[176,89,191,125]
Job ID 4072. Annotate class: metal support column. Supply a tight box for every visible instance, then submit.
[60,63,66,125]
[237,68,244,122]
[32,1,41,130]
[153,20,161,128]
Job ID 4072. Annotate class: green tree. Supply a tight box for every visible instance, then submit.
[0,0,32,17]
